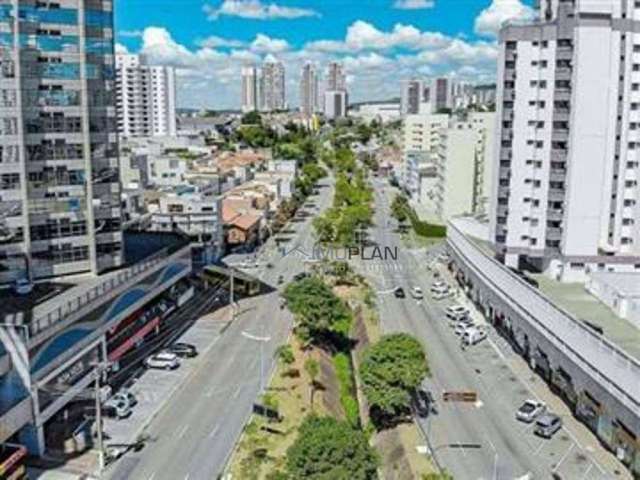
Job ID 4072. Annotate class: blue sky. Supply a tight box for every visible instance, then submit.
[114,0,535,109]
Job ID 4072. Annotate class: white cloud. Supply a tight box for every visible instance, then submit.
[119,29,144,38]
[250,33,290,53]
[307,20,447,52]
[393,0,434,10]
[115,43,129,54]
[474,0,535,37]
[203,0,320,20]
[197,35,246,48]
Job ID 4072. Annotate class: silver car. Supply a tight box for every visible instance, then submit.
[516,400,546,423]
[534,413,562,438]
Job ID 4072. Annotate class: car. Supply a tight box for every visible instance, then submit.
[516,399,547,423]
[462,328,487,346]
[394,287,406,298]
[12,278,33,295]
[410,287,424,299]
[145,351,180,370]
[445,305,469,321]
[112,389,137,408]
[432,289,453,300]
[534,413,562,438]
[168,342,198,358]
[278,275,285,285]
[430,280,448,292]
[103,397,132,419]
[411,389,432,418]
[454,321,475,336]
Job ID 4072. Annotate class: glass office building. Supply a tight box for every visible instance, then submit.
[0,0,122,282]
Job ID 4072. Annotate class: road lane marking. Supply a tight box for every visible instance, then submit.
[580,464,593,480]
[233,385,242,399]
[178,425,189,439]
[552,443,574,472]
[147,473,156,480]
[209,425,220,438]
[533,439,547,455]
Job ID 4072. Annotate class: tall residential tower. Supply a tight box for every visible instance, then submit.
[115,53,176,137]
[490,0,640,281]
[0,0,123,282]
[299,62,319,116]
[241,65,258,113]
[260,59,285,112]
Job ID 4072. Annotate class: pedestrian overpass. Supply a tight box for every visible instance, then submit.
[201,265,262,296]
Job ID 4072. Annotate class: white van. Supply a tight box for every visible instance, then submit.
[462,328,487,346]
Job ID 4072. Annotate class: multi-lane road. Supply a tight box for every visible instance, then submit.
[107,176,334,480]
[354,177,617,480]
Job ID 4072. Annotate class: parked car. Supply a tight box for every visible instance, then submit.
[103,397,132,419]
[411,389,432,418]
[394,287,406,298]
[112,389,137,408]
[534,413,562,438]
[410,286,424,299]
[462,327,487,346]
[430,280,448,292]
[432,288,453,300]
[145,351,180,370]
[454,321,475,336]
[516,399,546,423]
[445,305,469,321]
[168,343,198,358]
[12,278,33,295]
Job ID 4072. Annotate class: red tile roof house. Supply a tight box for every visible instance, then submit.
[222,201,262,252]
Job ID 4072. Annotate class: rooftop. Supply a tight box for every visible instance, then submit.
[531,274,640,362]
[589,272,640,298]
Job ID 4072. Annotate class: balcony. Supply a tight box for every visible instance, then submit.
[552,129,570,142]
[556,47,573,60]
[554,109,570,122]
[547,208,564,221]
[555,88,571,101]
[503,89,515,102]
[549,169,567,182]
[550,149,568,162]
[548,188,566,201]
[499,167,511,180]
[555,67,572,80]
[500,147,512,160]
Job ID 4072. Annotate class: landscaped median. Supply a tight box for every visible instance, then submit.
[225,261,447,479]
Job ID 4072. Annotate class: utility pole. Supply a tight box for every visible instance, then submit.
[229,269,235,321]
[94,369,104,475]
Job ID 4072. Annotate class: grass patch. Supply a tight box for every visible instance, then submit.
[333,352,360,428]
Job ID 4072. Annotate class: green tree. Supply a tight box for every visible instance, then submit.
[241,110,262,125]
[283,277,352,344]
[286,416,379,480]
[360,333,429,427]
[276,344,295,365]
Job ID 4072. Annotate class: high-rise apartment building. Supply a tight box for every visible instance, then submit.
[299,62,319,116]
[241,65,258,113]
[0,0,123,282]
[490,0,640,282]
[430,77,451,112]
[401,79,424,116]
[326,61,346,92]
[115,53,176,137]
[260,60,285,112]
[324,90,348,120]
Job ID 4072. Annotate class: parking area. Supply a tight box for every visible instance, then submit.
[425,259,629,479]
[103,309,228,448]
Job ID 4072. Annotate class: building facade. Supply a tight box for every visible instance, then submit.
[241,65,258,113]
[0,0,123,283]
[326,61,346,92]
[490,0,640,281]
[401,79,424,116]
[115,53,176,138]
[299,62,318,117]
[324,90,348,120]
[260,60,285,112]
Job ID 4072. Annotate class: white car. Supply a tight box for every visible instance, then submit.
[517,400,547,423]
[430,280,448,292]
[462,327,487,346]
[103,396,132,419]
[411,287,424,299]
[432,289,454,300]
[13,278,33,295]
[445,305,469,321]
[145,351,180,370]
[454,322,475,336]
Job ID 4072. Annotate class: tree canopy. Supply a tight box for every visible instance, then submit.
[360,333,429,427]
[285,415,379,480]
[283,276,352,343]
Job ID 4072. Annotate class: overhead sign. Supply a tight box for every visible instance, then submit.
[442,391,478,403]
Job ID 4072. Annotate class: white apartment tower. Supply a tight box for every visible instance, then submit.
[241,65,259,113]
[491,0,640,281]
[299,62,319,116]
[324,91,348,120]
[401,79,424,116]
[260,60,285,112]
[326,61,346,92]
[115,53,177,137]
[0,0,123,282]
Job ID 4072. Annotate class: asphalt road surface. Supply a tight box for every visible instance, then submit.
[106,176,334,480]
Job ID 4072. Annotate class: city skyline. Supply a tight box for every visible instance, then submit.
[114,0,535,109]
